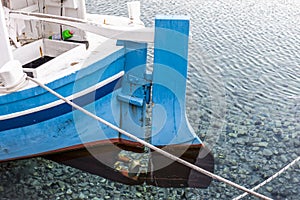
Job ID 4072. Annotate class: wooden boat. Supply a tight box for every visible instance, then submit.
[0,0,214,188]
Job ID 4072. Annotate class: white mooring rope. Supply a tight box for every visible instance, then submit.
[233,156,300,200]
[27,76,272,200]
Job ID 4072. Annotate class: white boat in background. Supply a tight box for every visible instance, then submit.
[0,0,214,188]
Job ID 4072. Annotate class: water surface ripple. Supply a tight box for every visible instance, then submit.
[87,1,300,199]
[0,0,299,199]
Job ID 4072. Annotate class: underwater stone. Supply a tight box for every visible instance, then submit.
[283,121,290,127]
[291,132,297,138]
[292,177,299,183]
[79,182,88,187]
[228,133,237,138]
[78,192,86,199]
[91,197,101,200]
[256,142,268,147]
[47,164,54,169]
[266,186,273,192]
[218,153,226,159]
[57,181,65,190]
[238,129,247,135]
[236,138,245,145]
[280,155,288,163]
[249,176,260,185]
[89,182,95,186]
[252,138,262,142]
[136,192,142,198]
[275,121,281,127]
[262,149,273,157]
[254,121,262,126]
[252,147,260,151]
[294,139,300,147]
[70,177,77,184]
[71,193,78,199]
[66,189,72,195]
[31,180,39,186]
[47,173,54,180]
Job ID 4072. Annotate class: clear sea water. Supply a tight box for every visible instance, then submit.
[0,0,299,199]
[87,0,300,199]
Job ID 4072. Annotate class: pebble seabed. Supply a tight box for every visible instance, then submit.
[1,0,300,199]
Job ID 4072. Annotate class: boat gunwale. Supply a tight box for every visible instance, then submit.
[0,47,125,106]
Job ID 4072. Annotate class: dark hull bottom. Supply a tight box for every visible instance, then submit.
[44,139,214,188]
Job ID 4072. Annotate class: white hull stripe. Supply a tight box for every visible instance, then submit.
[0,71,124,120]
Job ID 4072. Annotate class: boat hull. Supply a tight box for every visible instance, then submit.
[44,142,213,188]
[0,49,126,162]
[0,13,215,188]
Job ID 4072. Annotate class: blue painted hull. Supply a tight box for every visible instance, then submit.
[0,50,126,161]
[0,16,214,188]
